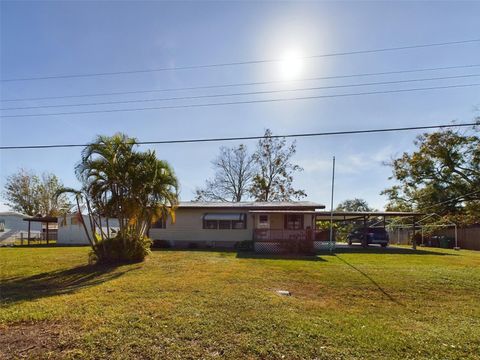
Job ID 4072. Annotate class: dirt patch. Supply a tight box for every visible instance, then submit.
[0,321,77,359]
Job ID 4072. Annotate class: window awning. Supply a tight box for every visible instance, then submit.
[203,213,245,221]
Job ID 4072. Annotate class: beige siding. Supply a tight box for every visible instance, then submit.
[304,214,314,228]
[253,213,314,230]
[150,209,317,246]
[150,208,253,244]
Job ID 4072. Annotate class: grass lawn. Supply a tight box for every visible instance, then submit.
[1,246,480,359]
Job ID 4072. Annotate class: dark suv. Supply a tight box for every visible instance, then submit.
[347,227,389,247]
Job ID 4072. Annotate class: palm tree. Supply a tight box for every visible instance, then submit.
[69,133,179,263]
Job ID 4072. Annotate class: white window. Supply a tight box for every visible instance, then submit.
[258,214,269,228]
[151,218,166,229]
[203,213,246,230]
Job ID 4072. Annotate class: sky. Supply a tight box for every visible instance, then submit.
[1,1,479,212]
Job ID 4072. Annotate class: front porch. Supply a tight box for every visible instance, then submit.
[249,210,331,254]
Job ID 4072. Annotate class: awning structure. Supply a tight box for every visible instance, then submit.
[314,211,424,222]
[203,213,246,221]
[23,216,58,245]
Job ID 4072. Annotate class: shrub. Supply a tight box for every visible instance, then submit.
[90,235,152,264]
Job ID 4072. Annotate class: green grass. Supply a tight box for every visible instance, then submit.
[1,246,480,359]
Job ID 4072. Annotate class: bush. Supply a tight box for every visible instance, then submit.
[90,235,152,264]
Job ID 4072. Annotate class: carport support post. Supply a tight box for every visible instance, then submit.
[46,222,49,245]
[363,216,368,248]
[27,220,31,246]
[412,216,417,250]
[454,224,458,249]
[328,156,336,253]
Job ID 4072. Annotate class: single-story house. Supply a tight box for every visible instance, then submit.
[149,201,327,252]
[0,211,42,244]
[57,213,119,245]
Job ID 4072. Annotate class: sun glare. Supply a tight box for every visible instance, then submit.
[278,50,304,81]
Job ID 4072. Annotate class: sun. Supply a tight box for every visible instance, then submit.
[278,50,304,81]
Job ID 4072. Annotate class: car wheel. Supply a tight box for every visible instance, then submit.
[381,243,388,248]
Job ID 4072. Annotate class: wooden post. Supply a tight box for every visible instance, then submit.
[363,216,368,248]
[46,222,49,245]
[27,220,31,245]
[412,216,417,250]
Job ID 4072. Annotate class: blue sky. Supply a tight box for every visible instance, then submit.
[1,1,479,211]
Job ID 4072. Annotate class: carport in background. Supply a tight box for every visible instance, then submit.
[314,211,424,249]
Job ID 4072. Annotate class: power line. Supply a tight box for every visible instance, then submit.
[3,63,480,102]
[3,73,480,111]
[419,190,480,211]
[2,83,479,118]
[2,38,480,82]
[0,122,477,150]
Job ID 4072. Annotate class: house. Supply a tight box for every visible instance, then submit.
[57,213,119,245]
[0,211,42,244]
[149,201,327,252]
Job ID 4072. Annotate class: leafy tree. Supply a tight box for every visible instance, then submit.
[195,144,255,202]
[3,169,71,216]
[37,173,73,216]
[250,129,306,201]
[382,122,480,224]
[336,198,374,212]
[62,133,179,263]
[327,198,375,242]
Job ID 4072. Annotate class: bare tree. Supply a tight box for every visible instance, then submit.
[250,129,306,201]
[195,144,256,202]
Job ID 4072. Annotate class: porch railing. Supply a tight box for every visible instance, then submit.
[253,229,330,242]
[253,228,332,254]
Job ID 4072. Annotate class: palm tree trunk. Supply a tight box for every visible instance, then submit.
[76,195,95,250]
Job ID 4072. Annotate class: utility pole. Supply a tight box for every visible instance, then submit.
[329,156,336,253]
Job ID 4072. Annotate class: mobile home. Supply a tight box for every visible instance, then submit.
[149,201,326,251]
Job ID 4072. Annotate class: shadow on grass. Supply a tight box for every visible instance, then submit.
[334,254,405,306]
[236,251,326,261]
[151,247,325,261]
[0,264,135,305]
[150,247,237,253]
[326,244,456,256]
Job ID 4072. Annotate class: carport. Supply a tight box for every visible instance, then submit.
[23,216,58,245]
[314,211,424,250]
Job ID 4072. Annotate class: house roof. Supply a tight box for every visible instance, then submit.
[249,210,318,214]
[0,211,27,217]
[23,216,58,223]
[178,201,325,210]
